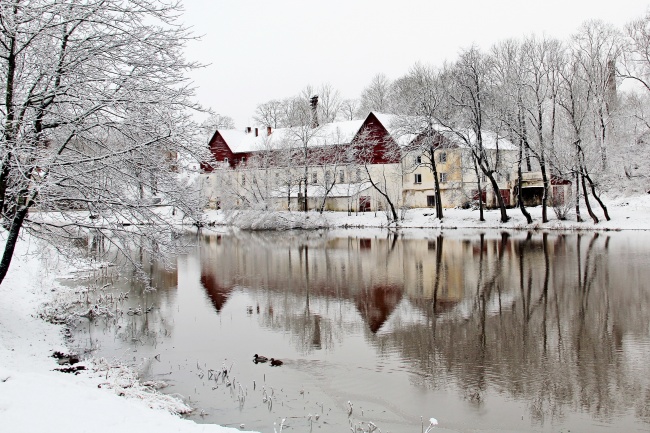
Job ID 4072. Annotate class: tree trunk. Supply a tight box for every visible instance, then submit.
[487,172,509,223]
[429,146,443,220]
[303,173,308,212]
[473,158,484,222]
[517,147,532,224]
[539,159,549,224]
[583,173,611,221]
[575,171,582,222]
[581,173,598,224]
[0,206,29,285]
[517,137,532,224]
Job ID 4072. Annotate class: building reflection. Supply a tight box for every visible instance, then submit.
[196,230,650,426]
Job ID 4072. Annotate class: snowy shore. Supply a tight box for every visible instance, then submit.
[205,193,650,232]
[1,194,649,433]
[0,235,250,433]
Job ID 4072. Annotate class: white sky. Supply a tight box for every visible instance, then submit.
[180,0,649,129]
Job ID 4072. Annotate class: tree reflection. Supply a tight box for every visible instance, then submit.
[195,230,650,427]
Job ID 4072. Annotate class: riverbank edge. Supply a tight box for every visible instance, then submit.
[202,194,650,232]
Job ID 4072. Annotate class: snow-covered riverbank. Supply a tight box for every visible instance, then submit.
[205,193,650,232]
[0,238,249,433]
[1,193,649,433]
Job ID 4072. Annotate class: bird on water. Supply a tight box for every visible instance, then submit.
[270,358,283,366]
[253,354,268,363]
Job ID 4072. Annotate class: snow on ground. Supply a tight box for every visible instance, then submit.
[1,194,648,433]
[0,236,250,433]
[205,193,650,232]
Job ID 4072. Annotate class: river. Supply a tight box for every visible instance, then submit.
[68,229,650,433]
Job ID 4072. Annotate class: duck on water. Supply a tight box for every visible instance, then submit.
[253,354,268,363]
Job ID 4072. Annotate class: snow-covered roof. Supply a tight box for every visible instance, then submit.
[217,119,366,154]
[215,112,515,154]
[372,113,516,151]
[372,113,419,147]
[442,128,517,151]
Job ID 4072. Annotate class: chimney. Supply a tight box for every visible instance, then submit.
[310,95,319,128]
[255,127,258,137]
[267,126,272,136]
[246,126,252,134]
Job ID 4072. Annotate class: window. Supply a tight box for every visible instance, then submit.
[481,174,486,183]
[241,157,246,165]
[415,155,422,165]
[339,170,345,183]
[427,195,436,207]
[414,173,422,184]
[439,152,447,163]
[440,172,447,183]
[325,171,331,183]
[356,168,361,182]
[311,172,318,184]
[241,174,246,185]
[506,173,511,182]
[223,157,229,164]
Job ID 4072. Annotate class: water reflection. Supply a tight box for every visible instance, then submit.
[70,229,650,433]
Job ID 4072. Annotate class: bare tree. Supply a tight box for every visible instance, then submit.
[556,45,611,223]
[309,128,355,213]
[199,113,235,143]
[253,99,287,128]
[0,0,203,285]
[573,20,622,171]
[339,99,360,121]
[391,63,448,220]
[353,128,401,223]
[315,83,342,123]
[491,39,533,224]
[358,73,392,116]
[442,47,510,223]
[284,104,322,212]
[520,36,564,223]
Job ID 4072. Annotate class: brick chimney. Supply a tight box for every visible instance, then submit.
[310,95,319,128]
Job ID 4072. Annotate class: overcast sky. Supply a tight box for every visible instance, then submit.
[180,0,648,129]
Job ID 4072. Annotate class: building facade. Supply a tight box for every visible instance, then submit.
[200,112,566,212]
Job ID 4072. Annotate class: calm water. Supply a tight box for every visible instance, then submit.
[68,229,650,433]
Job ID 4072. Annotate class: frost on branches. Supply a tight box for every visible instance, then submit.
[0,0,207,285]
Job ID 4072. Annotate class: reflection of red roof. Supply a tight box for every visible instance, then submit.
[355,284,403,333]
[200,273,233,312]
